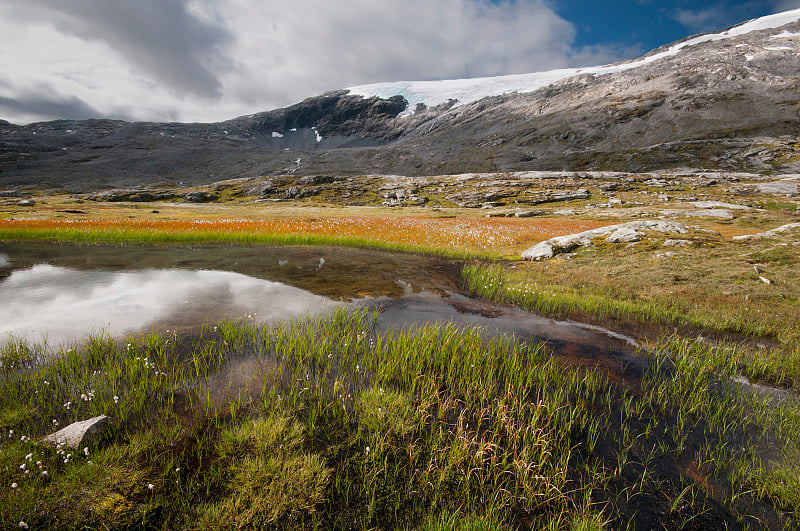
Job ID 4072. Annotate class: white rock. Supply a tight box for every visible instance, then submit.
[606,227,643,243]
[521,220,688,260]
[521,242,554,260]
[732,222,800,240]
[40,415,111,449]
[690,201,750,210]
[663,239,691,247]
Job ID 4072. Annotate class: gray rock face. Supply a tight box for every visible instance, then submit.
[184,191,218,202]
[297,175,337,185]
[522,220,688,260]
[756,179,799,196]
[0,190,20,197]
[733,222,800,240]
[87,189,176,202]
[40,415,112,449]
[663,239,691,246]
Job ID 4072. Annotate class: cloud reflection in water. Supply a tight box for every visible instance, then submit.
[0,264,339,346]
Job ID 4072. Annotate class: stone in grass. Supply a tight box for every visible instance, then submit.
[184,191,218,203]
[605,227,642,244]
[663,239,691,247]
[40,415,112,449]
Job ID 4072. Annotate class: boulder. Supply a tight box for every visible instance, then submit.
[18,199,35,207]
[605,227,642,243]
[521,242,555,260]
[40,415,112,449]
[184,191,218,202]
[514,210,543,218]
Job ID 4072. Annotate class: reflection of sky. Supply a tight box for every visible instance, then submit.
[373,292,637,354]
[0,264,339,346]
[0,253,9,267]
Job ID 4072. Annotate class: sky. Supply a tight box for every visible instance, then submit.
[1,0,799,125]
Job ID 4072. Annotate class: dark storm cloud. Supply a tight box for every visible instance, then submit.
[0,94,117,122]
[6,0,231,99]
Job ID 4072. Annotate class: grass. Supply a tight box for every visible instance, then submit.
[463,225,800,341]
[0,310,797,529]
[0,215,607,260]
[1,187,798,527]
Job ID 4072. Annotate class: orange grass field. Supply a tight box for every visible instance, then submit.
[0,216,608,256]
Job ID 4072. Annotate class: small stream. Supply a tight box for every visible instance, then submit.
[0,241,642,379]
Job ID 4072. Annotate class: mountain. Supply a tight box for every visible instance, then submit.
[2,9,800,192]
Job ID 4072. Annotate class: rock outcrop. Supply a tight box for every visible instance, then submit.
[732,222,800,240]
[522,220,689,260]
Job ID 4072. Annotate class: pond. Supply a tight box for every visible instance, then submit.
[0,241,640,376]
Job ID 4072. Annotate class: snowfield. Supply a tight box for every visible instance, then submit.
[347,8,800,114]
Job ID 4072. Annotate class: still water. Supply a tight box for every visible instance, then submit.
[0,242,639,374]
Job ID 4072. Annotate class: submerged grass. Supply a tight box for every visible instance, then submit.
[462,263,800,389]
[0,310,797,529]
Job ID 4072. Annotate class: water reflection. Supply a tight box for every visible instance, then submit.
[371,292,642,374]
[0,264,339,346]
[0,241,641,383]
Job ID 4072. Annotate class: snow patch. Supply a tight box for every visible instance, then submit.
[348,8,800,114]
[764,46,794,51]
[271,131,284,138]
[770,30,800,38]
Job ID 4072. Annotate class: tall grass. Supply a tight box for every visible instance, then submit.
[0,311,796,528]
[0,226,489,260]
[462,263,800,366]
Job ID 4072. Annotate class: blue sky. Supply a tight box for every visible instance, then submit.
[550,0,800,55]
[1,0,799,124]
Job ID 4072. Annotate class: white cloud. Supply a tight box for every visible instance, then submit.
[0,0,630,124]
[673,7,728,33]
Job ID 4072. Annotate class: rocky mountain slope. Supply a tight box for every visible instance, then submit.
[1,10,800,192]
